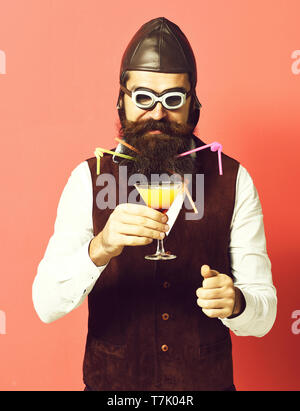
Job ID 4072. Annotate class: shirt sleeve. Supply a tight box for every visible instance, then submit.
[220,164,277,337]
[32,161,108,323]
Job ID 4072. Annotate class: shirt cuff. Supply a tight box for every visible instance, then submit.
[219,288,256,334]
[79,238,108,276]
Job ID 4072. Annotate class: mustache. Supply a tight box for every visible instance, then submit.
[117,118,196,179]
[119,118,194,140]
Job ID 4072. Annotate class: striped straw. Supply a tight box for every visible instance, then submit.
[176,141,223,176]
[94,147,136,175]
[115,137,140,153]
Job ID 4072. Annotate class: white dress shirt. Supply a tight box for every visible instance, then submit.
[32,161,277,337]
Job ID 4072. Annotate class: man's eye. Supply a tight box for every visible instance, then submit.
[165,95,183,107]
[136,94,153,105]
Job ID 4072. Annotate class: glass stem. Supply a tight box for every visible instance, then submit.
[156,239,165,255]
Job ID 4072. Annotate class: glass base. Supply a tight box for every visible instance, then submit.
[145,252,177,260]
[145,239,176,260]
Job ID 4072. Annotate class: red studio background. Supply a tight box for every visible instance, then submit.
[0,0,299,391]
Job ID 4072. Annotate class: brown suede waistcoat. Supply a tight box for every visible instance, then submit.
[83,136,239,391]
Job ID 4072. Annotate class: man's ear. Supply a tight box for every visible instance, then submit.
[117,90,123,109]
[119,97,123,108]
[117,70,130,110]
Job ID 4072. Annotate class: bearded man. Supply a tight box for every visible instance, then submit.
[33,17,277,391]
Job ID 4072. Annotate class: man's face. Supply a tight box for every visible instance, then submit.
[123,71,191,125]
[118,71,196,179]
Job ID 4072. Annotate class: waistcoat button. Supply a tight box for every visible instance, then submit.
[162,313,169,320]
[161,344,169,352]
[163,281,170,288]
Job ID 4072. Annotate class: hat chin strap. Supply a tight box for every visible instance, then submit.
[192,91,202,109]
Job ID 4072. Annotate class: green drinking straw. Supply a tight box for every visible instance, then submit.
[94,147,136,175]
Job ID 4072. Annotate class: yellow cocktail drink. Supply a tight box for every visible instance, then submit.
[136,183,182,212]
[134,181,183,260]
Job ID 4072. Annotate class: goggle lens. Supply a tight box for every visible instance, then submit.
[135,93,154,107]
[164,94,183,108]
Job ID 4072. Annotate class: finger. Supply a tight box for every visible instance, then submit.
[119,213,169,233]
[117,222,165,240]
[118,233,154,246]
[202,276,224,289]
[203,273,231,289]
[201,264,219,279]
[197,298,229,310]
[117,203,168,222]
[196,287,224,299]
[202,308,232,319]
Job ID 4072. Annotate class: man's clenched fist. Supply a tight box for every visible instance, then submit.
[196,265,245,319]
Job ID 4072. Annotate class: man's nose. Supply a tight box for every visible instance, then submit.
[148,102,167,120]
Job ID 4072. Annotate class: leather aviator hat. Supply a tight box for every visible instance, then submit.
[116,17,202,127]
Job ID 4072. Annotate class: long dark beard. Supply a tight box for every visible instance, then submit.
[118,118,196,180]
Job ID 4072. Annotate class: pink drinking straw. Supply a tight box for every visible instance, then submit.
[176,141,223,175]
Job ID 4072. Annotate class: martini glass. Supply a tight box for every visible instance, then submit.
[135,181,183,260]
